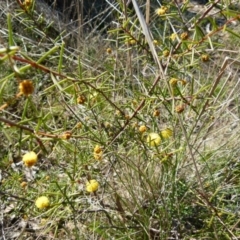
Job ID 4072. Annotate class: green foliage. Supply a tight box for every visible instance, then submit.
[0,0,240,239]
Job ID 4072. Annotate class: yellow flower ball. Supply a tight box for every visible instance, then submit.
[163,50,170,57]
[24,0,32,7]
[170,33,177,41]
[22,151,38,167]
[23,0,33,11]
[146,133,161,147]
[161,128,173,139]
[156,6,168,16]
[86,180,99,193]
[94,145,102,154]
[169,78,178,86]
[35,196,50,209]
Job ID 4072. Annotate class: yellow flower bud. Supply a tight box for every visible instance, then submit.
[76,122,82,129]
[179,79,187,86]
[163,50,170,57]
[24,0,32,7]
[153,40,159,45]
[23,0,33,11]
[153,110,160,117]
[77,95,86,104]
[94,145,103,161]
[61,131,72,140]
[180,32,188,40]
[175,105,185,113]
[170,33,177,41]
[169,78,178,86]
[139,125,147,133]
[125,115,130,120]
[106,48,112,54]
[129,39,136,45]
[94,145,102,154]
[201,54,210,62]
[19,80,34,96]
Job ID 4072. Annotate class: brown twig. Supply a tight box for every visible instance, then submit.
[0,190,34,203]
[0,117,49,153]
